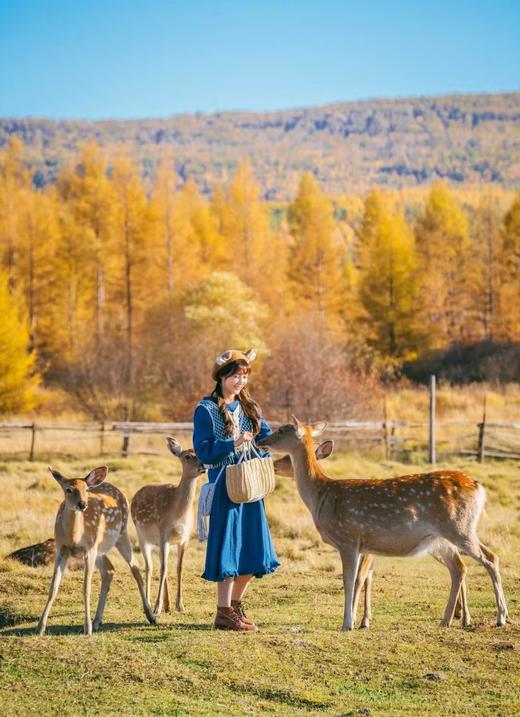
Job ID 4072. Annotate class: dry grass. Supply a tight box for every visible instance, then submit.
[1,448,519,716]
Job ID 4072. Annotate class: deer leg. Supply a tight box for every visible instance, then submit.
[83,548,97,635]
[92,554,115,631]
[164,574,171,613]
[454,538,507,626]
[154,538,170,616]
[176,543,186,612]
[478,541,508,625]
[115,529,157,626]
[340,547,360,632]
[362,565,373,629]
[432,542,466,627]
[352,554,374,629]
[458,574,471,627]
[140,540,153,604]
[37,546,70,635]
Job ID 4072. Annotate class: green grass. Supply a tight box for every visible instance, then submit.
[1,453,519,716]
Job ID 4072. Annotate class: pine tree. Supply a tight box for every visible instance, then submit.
[0,272,40,412]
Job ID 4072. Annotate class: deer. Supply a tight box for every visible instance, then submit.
[37,466,156,636]
[258,417,507,632]
[131,437,206,616]
[274,440,376,629]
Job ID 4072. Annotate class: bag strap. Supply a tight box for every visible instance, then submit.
[236,441,264,463]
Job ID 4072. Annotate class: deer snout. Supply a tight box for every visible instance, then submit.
[256,435,271,447]
[77,500,88,511]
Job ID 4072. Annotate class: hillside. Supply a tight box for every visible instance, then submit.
[1,92,520,199]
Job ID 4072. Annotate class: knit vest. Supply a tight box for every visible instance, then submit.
[197,398,254,469]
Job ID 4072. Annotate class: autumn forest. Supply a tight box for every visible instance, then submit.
[1,137,519,421]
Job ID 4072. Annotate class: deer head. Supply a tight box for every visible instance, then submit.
[48,466,108,512]
[166,437,206,478]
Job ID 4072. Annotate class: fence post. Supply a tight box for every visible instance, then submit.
[29,423,37,462]
[477,394,487,463]
[383,394,390,460]
[121,428,130,458]
[428,375,436,465]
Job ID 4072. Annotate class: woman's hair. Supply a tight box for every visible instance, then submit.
[211,359,262,436]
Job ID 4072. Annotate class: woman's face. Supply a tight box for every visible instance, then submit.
[222,369,249,397]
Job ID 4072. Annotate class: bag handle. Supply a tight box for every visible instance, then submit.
[237,440,263,463]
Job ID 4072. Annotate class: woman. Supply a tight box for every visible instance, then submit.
[193,348,280,632]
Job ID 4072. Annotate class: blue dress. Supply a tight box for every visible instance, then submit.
[193,397,280,582]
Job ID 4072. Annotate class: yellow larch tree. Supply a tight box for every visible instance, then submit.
[357,190,424,361]
[216,159,279,301]
[287,173,342,326]
[501,192,520,340]
[0,271,40,412]
[109,152,156,388]
[415,182,470,346]
[57,142,116,350]
[0,138,32,286]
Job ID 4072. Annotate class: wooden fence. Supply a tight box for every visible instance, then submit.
[0,417,519,463]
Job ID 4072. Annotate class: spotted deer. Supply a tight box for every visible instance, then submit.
[258,417,507,632]
[37,466,156,635]
[131,437,206,616]
[274,439,375,629]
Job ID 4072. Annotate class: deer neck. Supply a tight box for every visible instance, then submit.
[291,441,325,515]
[176,476,198,511]
[62,505,85,545]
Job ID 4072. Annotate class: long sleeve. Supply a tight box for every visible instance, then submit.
[193,404,235,465]
[255,417,272,456]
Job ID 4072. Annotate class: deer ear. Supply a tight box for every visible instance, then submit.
[290,415,305,438]
[166,436,182,457]
[48,466,66,484]
[244,348,256,362]
[84,466,109,488]
[315,439,334,460]
[310,422,327,438]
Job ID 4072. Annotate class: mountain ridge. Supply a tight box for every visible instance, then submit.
[2,92,519,199]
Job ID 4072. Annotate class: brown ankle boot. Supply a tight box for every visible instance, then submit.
[231,600,256,627]
[213,606,257,632]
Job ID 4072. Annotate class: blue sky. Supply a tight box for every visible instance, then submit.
[0,0,519,119]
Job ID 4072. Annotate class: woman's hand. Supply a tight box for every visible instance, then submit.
[234,431,253,449]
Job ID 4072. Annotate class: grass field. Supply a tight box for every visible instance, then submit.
[1,450,519,716]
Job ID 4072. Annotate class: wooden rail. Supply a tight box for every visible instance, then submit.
[1,419,519,462]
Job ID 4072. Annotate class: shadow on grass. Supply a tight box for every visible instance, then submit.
[0,604,36,629]
[130,622,213,641]
[0,619,159,637]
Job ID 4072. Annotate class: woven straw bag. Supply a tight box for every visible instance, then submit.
[226,444,276,503]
